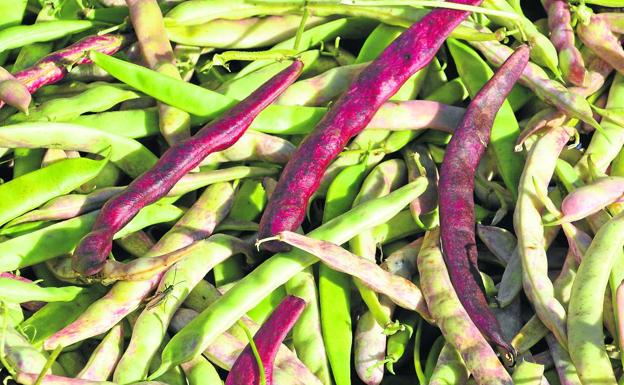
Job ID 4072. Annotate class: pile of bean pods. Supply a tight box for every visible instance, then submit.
[2,0,624,384]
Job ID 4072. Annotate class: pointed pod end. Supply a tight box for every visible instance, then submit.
[148,363,170,381]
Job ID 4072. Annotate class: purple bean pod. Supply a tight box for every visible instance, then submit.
[439,45,529,359]
[5,34,126,109]
[542,0,586,86]
[225,295,306,385]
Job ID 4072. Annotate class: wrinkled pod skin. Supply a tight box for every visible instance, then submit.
[438,45,530,362]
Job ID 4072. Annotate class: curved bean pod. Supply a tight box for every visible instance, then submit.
[7,84,139,124]
[0,20,94,55]
[259,0,484,252]
[577,14,624,76]
[226,295,306,385]
[284,268,331,385]
[439,45,528,358]
[127,0,191,144]
[269,231,430,317]
[5,34,126,109]
[542,0,586,86]
[76,323,124,381]
[0,157,106,227]
[514,125,572,348]
[556,176,624,223]
[418,229,513,385]
[576,73,624,177]
[0,278,83,303]
[0,122,157,178]
[428,343,469,385]
[72,60,303,276]
[468,27,600,130]
[200,131,295,166]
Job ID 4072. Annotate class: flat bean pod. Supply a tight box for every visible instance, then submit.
[417,229,513,385]
[568,211,624,385]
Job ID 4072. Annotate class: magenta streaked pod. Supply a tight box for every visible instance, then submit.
[555,176,624,223]
[542,0,586,86]
[1,34,126,109]
[577,15,624,77]
[225,295,306,385]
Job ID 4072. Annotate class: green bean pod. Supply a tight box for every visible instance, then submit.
[275,62,367,106]
[214,180,266,287]
[67,109,160,139]
[200,131,295,166]
[6,84,140,124]
[0,20,94,54]
[319,160,367,385]
[513,125,572,348]
[511,359,545,385]
[0,156,106,227]
[567,211,624,385]
[402,144,439,229]
[76,323,124,381]
[497,222,559,307]
[0,278,83,303]
[428,343,469,385]
[545,334,582,385]
[57,351,86,377]
[0,122,157,177]
[385,311,419,374]
[180,355,223,385]
[166,15,326,49]
[576,73,624,177]
[165,0,296,25]
[285,267,331,385]
[0,204,183,272]
[351,159,407,328]
[216,50,320,100]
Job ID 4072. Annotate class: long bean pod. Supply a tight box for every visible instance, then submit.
[258,0,484,252]
[72,60,302,276]
[439,45,528,358]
